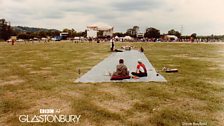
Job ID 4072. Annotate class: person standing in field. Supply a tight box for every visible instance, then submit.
[110,38,115,51]
[11,39,15,45]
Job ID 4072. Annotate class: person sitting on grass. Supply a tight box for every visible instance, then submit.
[111,59,130,80]
[131,59,147,77]
[140,47,144,52]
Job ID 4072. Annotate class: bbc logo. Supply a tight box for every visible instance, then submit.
[40,109,54,114]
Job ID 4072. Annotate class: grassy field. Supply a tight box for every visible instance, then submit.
[0,41,223,126]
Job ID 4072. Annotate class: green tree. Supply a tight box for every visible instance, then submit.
[126,26,140,38]
[17,33,31,39]
[0,19,12,40]
[113,32,126,37]
[38,31,47,38]
[73,30,87,37]
[168,29,181,38]
[63,28,77,37]
[144,27,160,38]
[191,33,197,39]
[126,28,133,36]
[132,26,139,37]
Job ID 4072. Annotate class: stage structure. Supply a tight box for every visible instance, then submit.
[87,23,114,38]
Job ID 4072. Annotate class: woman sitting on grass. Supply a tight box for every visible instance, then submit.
[131,59,148,77]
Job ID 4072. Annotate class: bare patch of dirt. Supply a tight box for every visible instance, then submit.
[52,63,64,67]
[208,67,219,70]
[93,84,139,114]
[24,96,72,115]
[208,80,224,86]
[76,119,96,126]
[0,113,14,125]
[0,79,25,86]
[29,70,52,75]
[19,64,33,68]
[71,59,82,63]
[26,60,36,63]
[88,55,105,60]
[7,75,20,79]
[172,54,189,58]
[214,111,224,126]
[1,90,15,99]
[127,112,151,125]
[0,68,10,73]
[0,79,3,84]
[95,100,133,113]
[40,67,52,70]
[103,120,122,126]
[154,97,207,116]
[176,97,206,108]
[37,97,72,114]
[219,64,224,68]
[208,58,224,70]
[167,64,181,67]
[215,61,224,70]
[172,54,215,61]
[61,90,85,99]
[173,54,205,61]
[25,50,39,53]
[98,84,127,97]
[217,50,224,53]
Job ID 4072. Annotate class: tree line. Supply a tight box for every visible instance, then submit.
[1,19,224,41]
[0,19,12,41]
[13,27,87,40]
[0,19,87,41]
[114,26,224,41]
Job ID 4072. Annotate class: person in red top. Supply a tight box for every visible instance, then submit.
[131,59,147,77]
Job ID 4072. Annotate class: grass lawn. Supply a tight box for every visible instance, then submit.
[0,41,223,126]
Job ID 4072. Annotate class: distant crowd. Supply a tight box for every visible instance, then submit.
[4,37,223,45]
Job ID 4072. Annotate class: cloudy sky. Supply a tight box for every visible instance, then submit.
[1,0,224,35]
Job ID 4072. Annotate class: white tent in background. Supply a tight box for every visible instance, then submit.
[87,23,114,38]
[115,36,119,39]
[164,35,178,41]
[123,36,133,40]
